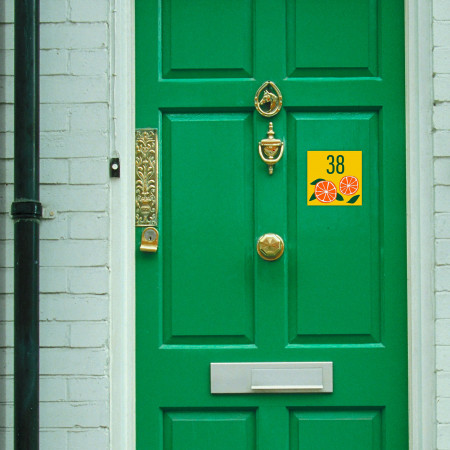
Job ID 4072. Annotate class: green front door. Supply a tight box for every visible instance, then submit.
[136,1,407,448]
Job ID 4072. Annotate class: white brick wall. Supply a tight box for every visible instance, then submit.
[435,1,450,448]
[0,0,111,448]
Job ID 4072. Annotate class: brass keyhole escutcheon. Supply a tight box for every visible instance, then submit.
[257,233,285,261]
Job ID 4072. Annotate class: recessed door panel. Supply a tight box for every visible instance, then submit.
[162,0,254,78]
[288,112,381,344]
[162,113,254,344]
[287,0,378,77]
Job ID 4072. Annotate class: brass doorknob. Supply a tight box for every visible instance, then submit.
[257,233,284,261]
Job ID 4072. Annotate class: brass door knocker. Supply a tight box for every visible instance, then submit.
[258,122,284,175]
[254,81,282,117]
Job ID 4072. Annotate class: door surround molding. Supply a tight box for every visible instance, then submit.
[110,1,435,448]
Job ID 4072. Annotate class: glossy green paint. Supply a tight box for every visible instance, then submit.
[136,0,407,448]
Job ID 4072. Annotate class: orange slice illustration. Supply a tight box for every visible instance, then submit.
[339,176,359,196]
[314,180,337,203]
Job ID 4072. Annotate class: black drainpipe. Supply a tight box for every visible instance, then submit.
[11,1,41,449]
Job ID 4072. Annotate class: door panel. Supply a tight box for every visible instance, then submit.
[288,112,381,343]
[286,0,379,77]
[136,0,407,448]
[162,113,255,344]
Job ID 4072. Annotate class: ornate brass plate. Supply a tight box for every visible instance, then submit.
[254,81,282,117]
[136,129,158,227]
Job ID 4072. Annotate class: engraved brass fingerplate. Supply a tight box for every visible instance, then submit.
[136,129,159,252]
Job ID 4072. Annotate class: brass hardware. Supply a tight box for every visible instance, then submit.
[136,129,158,227]
[258,122,284,175]
[257,233,285,261]
[254,81,282,117]
[140,227,159,253]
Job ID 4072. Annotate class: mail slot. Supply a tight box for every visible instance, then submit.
[210,362,333,394]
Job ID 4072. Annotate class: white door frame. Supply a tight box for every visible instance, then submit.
[109,0,436,448]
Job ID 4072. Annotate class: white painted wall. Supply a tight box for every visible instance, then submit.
[0,0,111,448]
[0,0,448,448]
[434,1,450,448]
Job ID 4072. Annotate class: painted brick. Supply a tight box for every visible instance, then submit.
[70,103,109,131]
[0,159,13,184]
[0,132,13,158]
[437,292,450,318]
[0,322,13,348]
[435,158,450,185]
[41,267,68,293]
[0,75,13,103]
[67,267,109,294]
[69,49,108,75]
[41,348,107,376]
[70,158,108,185]
[436,186,450,212]
[41,104,70,132]
[41,75,108,104]
[0,294,13,321]
[68,377,109,401]
[437,266,450,291]
[68,429,109,449]
[435,21,450,47]
[40,185,108,212]
[434,103,450,129]
[41,23,108,50]
[41,376,68,401]
[40,401,108,427]
[70,0,109,23]
[438,397,450,423]
[70,322,108,347]
[435,131,450,156]
[0,25,14,50]
[434,0,450,21]
[437,346,450,371]
[0,431,13,450]
[0,50,14,76]
[0,404,13,427]
[40,214,69,240]
[438,423,450,449]
[0,184,13,214]
[0,376,13,402]
[0,104,13,132]
[41,159,70,184]
[436,75,450,101]
[0,1,14,23]
[0,240,13,268]
[40,430,68,449]
[435,47,450,74]
[437,319,450,344]
[41,49,69,75]
[69,213,109,239]
[0,214,13,240]
[40,240,109,267]
[41,131,108,158]
[0,268,13,293]
[40,294,108,321]
[437,240,450,264]
[41,0,68,23]
[0,349,13,375]
[40,322,70,347]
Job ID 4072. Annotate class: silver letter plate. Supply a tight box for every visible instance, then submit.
[211,362,333,394]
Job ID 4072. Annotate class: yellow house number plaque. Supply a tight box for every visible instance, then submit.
[307,151,362,206]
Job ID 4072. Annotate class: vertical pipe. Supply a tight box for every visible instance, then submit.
[12,1,41,449]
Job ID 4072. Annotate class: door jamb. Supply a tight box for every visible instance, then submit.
[110,0,435,448]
